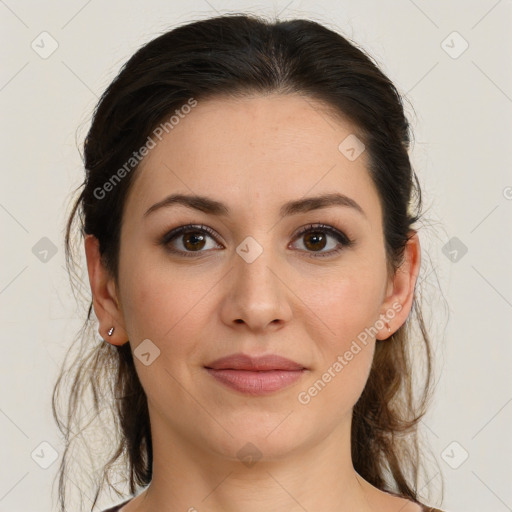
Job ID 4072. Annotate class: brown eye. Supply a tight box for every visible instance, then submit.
[160,223,354,259]
[161,224,222,257]
[291,223,354,258]
[182,231,207,251]
[302,231,328,251]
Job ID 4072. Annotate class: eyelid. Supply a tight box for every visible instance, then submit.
[160,224,222,253]
[160,222,354,257]
[290,223,354,257]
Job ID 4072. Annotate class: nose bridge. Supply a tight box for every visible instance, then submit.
[234,231,280,296]
[223,230,292,329]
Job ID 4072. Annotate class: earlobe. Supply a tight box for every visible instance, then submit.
[84,234,128,345]
[376,231,421,341]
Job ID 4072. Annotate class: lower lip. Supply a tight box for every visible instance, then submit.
[205,368,306,395]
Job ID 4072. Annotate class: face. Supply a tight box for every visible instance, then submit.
[93,93,416,462]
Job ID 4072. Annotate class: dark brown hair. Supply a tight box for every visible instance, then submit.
[52,12,442,511]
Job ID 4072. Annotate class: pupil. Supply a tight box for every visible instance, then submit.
[185,232,205,250]
[305,232,326,251]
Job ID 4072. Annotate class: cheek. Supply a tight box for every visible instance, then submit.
[300,272,383,400]
[118,262,206,394]
[119,255,211,351]
[315,270,385,344]
[299,280,378,414]
[306,344,375,419]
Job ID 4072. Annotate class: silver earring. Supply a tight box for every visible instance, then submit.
[387,322,391,333]
[108,326,115,336]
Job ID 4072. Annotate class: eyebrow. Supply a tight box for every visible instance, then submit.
[143,192,366,219]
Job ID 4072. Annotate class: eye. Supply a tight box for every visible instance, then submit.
[290,223,354,258]
[161,224,222,257]
[160,223,354,258]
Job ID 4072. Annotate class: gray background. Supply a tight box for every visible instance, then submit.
[0,1,511,511]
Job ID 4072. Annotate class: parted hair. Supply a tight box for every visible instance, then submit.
[52,12,441,512]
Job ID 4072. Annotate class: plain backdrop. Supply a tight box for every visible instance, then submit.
[1,1,511,511]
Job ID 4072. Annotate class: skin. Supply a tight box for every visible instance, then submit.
[85,93,422,512]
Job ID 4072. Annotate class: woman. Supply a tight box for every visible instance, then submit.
[53,12,445,512]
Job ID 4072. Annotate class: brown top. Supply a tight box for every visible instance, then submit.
[102,498,445,511]
[102,498,131,512]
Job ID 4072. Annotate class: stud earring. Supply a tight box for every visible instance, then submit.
[386,322,391,333]
[108,326,115,336]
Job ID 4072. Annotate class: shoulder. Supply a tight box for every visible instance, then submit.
[372,488,443,512]
[410,502,446,512]
[403,502,446,512]
[381,492,445,512]
[101,498,133,512]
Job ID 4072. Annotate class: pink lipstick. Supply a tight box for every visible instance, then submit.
[204,353,307,396]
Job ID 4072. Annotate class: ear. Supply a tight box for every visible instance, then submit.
[375,230,421,341]
[84,234,128,346]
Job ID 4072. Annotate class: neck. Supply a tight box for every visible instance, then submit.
[133,411,377,512]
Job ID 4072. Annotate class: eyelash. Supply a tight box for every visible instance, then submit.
[160,223,354,259]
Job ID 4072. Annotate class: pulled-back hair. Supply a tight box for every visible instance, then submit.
[52,12,441,511]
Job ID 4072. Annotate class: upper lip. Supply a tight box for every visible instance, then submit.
[205,353,306,371]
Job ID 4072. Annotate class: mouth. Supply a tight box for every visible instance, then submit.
[204,353,307,396]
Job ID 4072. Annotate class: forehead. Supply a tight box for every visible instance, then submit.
[124,93,380,224]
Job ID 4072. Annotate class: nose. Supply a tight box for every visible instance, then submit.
[219,240,293,332]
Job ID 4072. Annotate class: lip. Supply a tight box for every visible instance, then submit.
[204,353,307,396]
[205,353,306,371]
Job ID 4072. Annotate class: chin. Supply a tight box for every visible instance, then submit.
[200,413,314,465]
